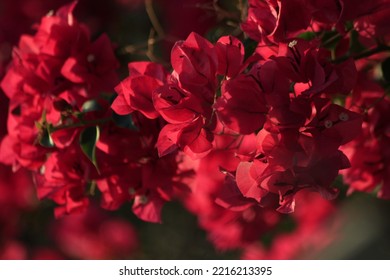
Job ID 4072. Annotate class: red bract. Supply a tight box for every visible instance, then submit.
[243,0,390,43]
[332,0,390,32]
[113,33,220,160]
[35,145,94,217]
[232,117,355,213]
[341,73,390,199]
[152,84,202,124]
[305,103,363,146]
[112,62,169,118]
[60,33,119,93]
[214,58,291,135]
[157,117,213,159]
[112,27,365,219]
[354,7,390,46]
[170,32,218,104]
[152,82,214,158]
[0,95,49,170]
[183,150,280,250]
[214,74,268,135]
[34,2,90,58]
[4,0,390,260]
[215,36,245,78]
[274,40,357,97]
[242,0,312,43]
[93,115,194,223]
[0,1,119,170]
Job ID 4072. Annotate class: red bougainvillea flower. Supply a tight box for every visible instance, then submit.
[0,1,119,170]
[242,0,312,43]
[229,105,359,214]
[151,33,221,159]
[354,5,390,48]
[156,116,213,159]
[0,95,50,170]
[309,0,390,32]
[93,114,195,223]
[214,74,268,134]
[112,61,169,118]
[170,32,218,104]
[341,72,390,199]
[34,145,95,217]
[305,103,363,146]
[60,33,119,94]
[215,35,245,78]
[273,39,357,97]
[113,32,219,160]
[214,59,289,135]
[243,0,390,44]
[182,149,280,250]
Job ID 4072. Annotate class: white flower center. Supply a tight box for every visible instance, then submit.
[288,40,298,48]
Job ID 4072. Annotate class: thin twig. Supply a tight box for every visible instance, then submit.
[145,0,165,38]
[51,117,112,132]
[332,44,390,64]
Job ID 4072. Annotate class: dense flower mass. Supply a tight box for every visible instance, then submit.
[0,0,389,260]
[0,1,193,223]
[341,69,390,199]
[112,32,363,214]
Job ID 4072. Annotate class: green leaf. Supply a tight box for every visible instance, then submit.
[321,30,341,50]
[87,180,97,196]
[112,112,138,130]
[79,126,100,172]
[243,37,258,60]
[332,95,346,107]
[39,126,55,148]
[82,99,102,113]
[349,30,366,54]
[297,31,317,41]
[381,57,390,84]
[37,109,55,148]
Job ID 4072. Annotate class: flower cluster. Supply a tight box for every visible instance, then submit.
[242,0,390,45]
[113,31,363,214]
[0,0,389,259]
[341,63,390,199]
[0,2,193,223]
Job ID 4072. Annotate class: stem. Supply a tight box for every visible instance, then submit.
[353,45,390,61]
[51,117,112,132]
[119,35,178,56]
[332,44,390,64]
[364,91,388,112]
[145,28,168,66]
[322,26,353,48]
[145,0,165,37]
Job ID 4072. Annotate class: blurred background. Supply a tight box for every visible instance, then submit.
[0,0,389,260]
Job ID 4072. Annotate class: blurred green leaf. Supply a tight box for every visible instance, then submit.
[321,30,341,50]
[349,30,366,54]
[112,112,138,130]
[82,99,102,113]
[79,125,100,172]
[37,109,55,148]
[39,126,55,148]
[381,57,390,84]
[297,31,317,41]
[243,37,258,60]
